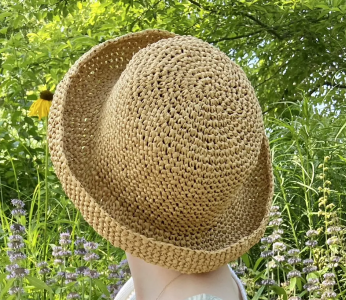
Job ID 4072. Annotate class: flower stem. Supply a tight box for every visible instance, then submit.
[82,279,85,300]
[17,279,22,300]
[43,117,49,300]
[89,262,92,299]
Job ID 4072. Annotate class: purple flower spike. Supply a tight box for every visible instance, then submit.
[260,250,274,258]
[108,272,118,279]
[65,272,78,284]
[119,259,128,266]
[287,270,301,279]
[117,280,124,286]
[52,246,63,255]
[269,218,283,226]
[37,262,50,275]
[75,248,87,256]
[39,267,51,275]
[306,229,319,237]
[75,237,87,247]
[7,251,26,262]
[84,242,99,251]
[10,224,25,234]
[58,250,72,257]
[321,291,337,299]
[260,279,276,286]
[303,258,314,265]
[108,264,118,272]
[46,278,57,285]
[287,249,300,256]
[67,292,80,299]
[107,283,118,292]
[270,206,280,212]
[54,259,64,265]
[269,211,281,218]
[9,235,24,242]
[37,261,48,268]
[302,265,317,273]
[327,226,341,234]
[59,232,71,245]
[6,264,29,279]
[56,271,66,278]
[273,229,284,235]
[305,240,318,248]
[273,242,286,252]
[76,266,89,275]
[8,241,25,250]
[269,234,281,242]
[323,272,335,279]
[9,286,24,295]
[11,209,27,217]
[83,252,100,262]
[53,246,71,258]
[287,257,301,265]
[66,272,78,280]
[273,255,286,262]
[11,199,25,208]
[84,269,100,279]
[60,232,71,239]
[261,237,273,245]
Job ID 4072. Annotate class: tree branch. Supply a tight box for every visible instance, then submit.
[309,81,346,95]
[324,81,346,89]
[186,0,218,13]
[207,30,263,43]
[239,12,284,40]
[187,1,284,40]
[254,62,289,89]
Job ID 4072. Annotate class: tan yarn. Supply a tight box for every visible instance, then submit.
[48,29,274,274]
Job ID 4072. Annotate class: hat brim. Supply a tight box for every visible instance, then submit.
[48,29,273,274]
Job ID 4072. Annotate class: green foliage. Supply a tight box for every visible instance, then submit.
[0,0,345,299]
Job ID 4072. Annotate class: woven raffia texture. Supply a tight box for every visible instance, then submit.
[48,29,274,274]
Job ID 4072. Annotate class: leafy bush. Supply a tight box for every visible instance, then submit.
[1,1,345,299]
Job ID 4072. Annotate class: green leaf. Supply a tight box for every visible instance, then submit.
[0,27,8,34]
[270,286,287,300]
[306,272,319,279]
[296,277,302,291]
[338,154,346,163]
[289,277,297,291]
[26,276,53,295]
[241,253,251,268]
[253,285,265,300]
[253,257,263,272]
[0,278,15,298]
[335,121,346,140]
[94,279,110,297]
[54,44,69,55]
[0,12,11,21]
[70,36,97,48]
[0,273,7,281]
[47,12,53,21]
[62,7,69,17]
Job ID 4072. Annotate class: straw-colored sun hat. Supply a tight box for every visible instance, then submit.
[48,29,274,274]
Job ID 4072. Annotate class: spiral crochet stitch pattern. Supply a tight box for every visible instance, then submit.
[48,29,274,274]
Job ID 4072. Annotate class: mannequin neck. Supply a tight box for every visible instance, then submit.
[125,252,241,300]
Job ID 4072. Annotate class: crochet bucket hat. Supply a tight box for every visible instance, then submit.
[48,29,274,274]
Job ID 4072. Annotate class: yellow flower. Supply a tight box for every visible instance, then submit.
[28,90,54,120]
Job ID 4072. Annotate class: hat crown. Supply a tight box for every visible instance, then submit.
[49,30,273,272]
[90,35,264,236]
